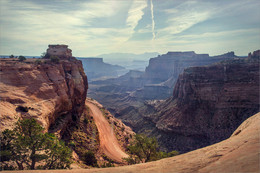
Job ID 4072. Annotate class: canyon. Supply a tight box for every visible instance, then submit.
[0,46,259,172]
[88,51,240,115]
[5,112,260,173]
[0,45,134,168]
[116,50,260,153]
[88,50,259,153]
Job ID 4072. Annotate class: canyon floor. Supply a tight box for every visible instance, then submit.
[4,112,259,173]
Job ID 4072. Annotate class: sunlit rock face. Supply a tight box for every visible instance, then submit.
[119,51,259,153]
[46,44,72,59]
[144,51,209,84]
[0,48,88,137]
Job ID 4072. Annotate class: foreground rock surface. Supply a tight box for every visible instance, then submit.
[5,112,259,173]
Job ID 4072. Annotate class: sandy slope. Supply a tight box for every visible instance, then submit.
[5,112,259,173]
[85,101,128,163]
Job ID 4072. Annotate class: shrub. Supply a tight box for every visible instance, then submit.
[83,118,89,124]
[50,56,60,63]
[100,162,114,168]
[35,59,42,65]
[167,150,179,157]
[18,56,26,62]
[40,52,46,58]
[82,151,98,167]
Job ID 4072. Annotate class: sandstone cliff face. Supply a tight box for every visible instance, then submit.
[89,51,238,114]
[133,51,238,100]
[144,51,236,84]
[141,53,260,152]
[118,51,259,153]
[0,57,136,166]
[0,58,88,136]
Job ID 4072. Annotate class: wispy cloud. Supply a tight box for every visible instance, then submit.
[150,0,155,40]
[126,0,148,35]
[160,11,210,35]
[158,1,211,37]
[0,0,259,57]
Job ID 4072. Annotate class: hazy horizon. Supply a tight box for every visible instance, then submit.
[0,0,259,57]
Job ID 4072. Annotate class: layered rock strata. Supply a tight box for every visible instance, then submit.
[118,51,259,153]
[0,57,88,137]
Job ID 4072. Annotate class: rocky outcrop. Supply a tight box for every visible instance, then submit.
[0,54,135,166]
[117,51,259,153]
[46,44,72,59]
[0,57,88,137]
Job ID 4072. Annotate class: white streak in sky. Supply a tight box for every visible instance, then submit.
[151,0,155,40]
[127,0,147,34]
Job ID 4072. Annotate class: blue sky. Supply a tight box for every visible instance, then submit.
[0,0,259,57]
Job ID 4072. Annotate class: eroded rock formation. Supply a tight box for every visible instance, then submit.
[0,57,88,137]
[118,51,259,153]
[0,47,135,165]
[46,44,72,59]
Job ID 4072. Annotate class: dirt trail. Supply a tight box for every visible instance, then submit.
[85,101,128,163]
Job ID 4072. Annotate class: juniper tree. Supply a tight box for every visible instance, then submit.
[0,118,72,170]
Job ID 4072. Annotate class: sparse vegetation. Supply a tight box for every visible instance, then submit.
[83,118,89,124]
[124,134,179,165]
[50,56,60,63]
[0,118,72,170]
[40,52,46,58]
[18,56,26,62]
[64,109,100,168]
[34,59,42,65]
[100,161,115,168]
[82,151,98,167]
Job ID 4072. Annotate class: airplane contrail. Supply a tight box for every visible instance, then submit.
[151,0,155,40]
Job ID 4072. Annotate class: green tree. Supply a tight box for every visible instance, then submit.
[9,54,14,58]
[125,134,159,164]
[18,56,26,62]
[124,134,179,165]
[43,134,72,169]
[0,118,72,170]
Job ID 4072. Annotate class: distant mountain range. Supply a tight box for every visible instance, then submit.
[96,52,159,70]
